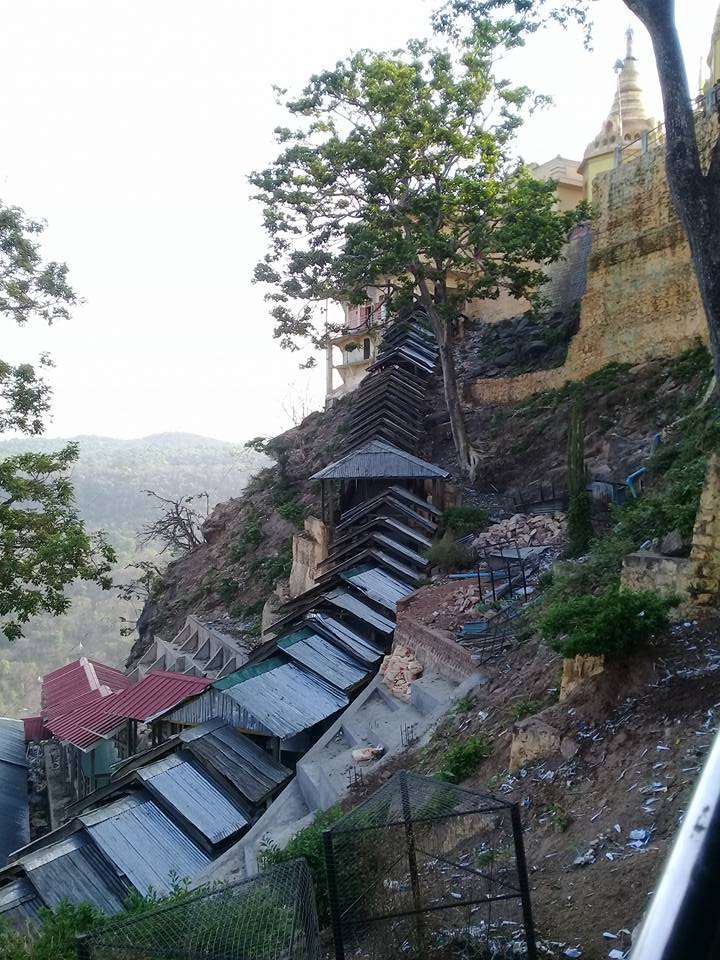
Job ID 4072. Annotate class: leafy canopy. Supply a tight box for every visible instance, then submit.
[1,200,114,641]
[251,26,584,359]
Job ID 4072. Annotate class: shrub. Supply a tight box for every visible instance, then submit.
[442,505,490,537]
[276,498,305,528]
[511,699,541,722]
[218,577,240,605]
[540,586,679,660]
[436,736,491,783]
[427,532,473,572]
[258,806,344,925]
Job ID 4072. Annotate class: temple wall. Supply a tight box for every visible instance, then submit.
[467,115,719,406]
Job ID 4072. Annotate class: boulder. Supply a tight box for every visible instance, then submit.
[559,654,605,702]
[509,717,561,772]
[660,528,685,558]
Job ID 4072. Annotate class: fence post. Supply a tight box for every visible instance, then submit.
[510,804,538,960]
[400,771,426,954]
[76,934,91,960]
[323,828,345,960]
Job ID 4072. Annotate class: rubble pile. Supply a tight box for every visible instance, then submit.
[380,644,424,701]
[473,512,566,549]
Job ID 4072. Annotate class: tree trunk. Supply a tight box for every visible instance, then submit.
[417,283,475,477]
[625,0,720,383]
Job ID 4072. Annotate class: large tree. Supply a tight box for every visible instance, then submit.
[439,0,720,387]
[1,201,114,641]
[251,26,581,476]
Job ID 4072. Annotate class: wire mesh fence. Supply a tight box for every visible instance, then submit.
[76,859,321,960]
[323,771,537,960]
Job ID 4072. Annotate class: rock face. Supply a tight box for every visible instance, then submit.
[129,396,353,666]
[380,645,424,702]
[289,516,330,598]
[559,655,606,703]
[509,716,561,772]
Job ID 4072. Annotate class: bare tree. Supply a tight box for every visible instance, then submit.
[138,490,209,555]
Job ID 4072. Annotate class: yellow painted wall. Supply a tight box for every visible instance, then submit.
[583,152,615,201]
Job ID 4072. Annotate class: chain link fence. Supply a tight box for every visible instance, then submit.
[76,859,321,960]
[323,771,537,960]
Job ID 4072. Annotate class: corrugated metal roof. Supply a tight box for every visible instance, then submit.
[22,716,46,743]
[219,660,349,739]
[19,834,130,915]
[0,876,44,929]
[0,719,28,768]
[277,627,369,692]
[311,440,450,481]
[41,658,129,717]
[304,611,384,663]
[45,689,128,751]
[179,721,291,805]
[137,754,250,845]
[322,587,396,634]
[82,794,210,896]
[340,564,415,611]
[0,720,29,866]
[110,671,212,723]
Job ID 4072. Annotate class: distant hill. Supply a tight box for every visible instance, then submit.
[0,433,267,716]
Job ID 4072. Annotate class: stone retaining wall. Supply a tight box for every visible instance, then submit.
[467,115,719,405]
[394,596,476,683]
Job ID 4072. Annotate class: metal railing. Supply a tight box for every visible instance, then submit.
[615,81,720,168]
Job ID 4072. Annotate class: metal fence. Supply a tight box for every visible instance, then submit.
[76,859,321,960]
[323,771,537,960]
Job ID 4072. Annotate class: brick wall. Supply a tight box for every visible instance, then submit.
[394,597,476,683]
[467,115,719,405]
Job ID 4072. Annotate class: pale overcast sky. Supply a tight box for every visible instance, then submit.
[1,0,717,443]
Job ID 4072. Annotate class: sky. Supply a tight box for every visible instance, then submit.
[1,0,717,444]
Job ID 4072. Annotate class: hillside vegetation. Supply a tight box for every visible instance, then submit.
[0,433,264,715]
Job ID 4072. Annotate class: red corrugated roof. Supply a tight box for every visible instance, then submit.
[110,671,212,723]
[45,689,129,750]
[41,670,211,750]
[41,658,129,719]
[23,715,47,742]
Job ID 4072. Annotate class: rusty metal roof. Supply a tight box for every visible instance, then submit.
[110,671,212,723]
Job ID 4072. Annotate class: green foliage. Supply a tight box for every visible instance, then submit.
[0,444,116,641]
[566,395,593,557]
[0,433,253,714]
[442,505,490,537]
[259,805,344,925]
[545,802,573,833]
[452,695,476,714]
[436,736,491,783]
[273,483,306,528]
[251,20,583,471]
[0,900,105,960]
[218,577,241,606]
[670,342,713,386]
[540,586,679,660]
[427,532,473,572]
[0,200,121,645]
[511,698,541,721]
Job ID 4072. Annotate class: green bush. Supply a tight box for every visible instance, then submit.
[442,505,490,537]
[511,699,541,721]
[427,532,473,572]
[0,901,105,960]
[436,736,491,783]
[540,586,679,660]
[259,806,344,925]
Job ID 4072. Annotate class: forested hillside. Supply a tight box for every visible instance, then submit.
[0,433,265,715]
